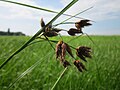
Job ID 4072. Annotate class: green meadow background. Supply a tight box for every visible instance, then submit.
[0,36,120,90]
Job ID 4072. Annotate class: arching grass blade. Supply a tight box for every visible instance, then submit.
[53,6,94,27]
[8,52,51,89]
[0,0,82,19]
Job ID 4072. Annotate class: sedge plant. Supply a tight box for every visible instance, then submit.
[0,0,95,90]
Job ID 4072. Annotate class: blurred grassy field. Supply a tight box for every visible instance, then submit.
[0,35,120,90]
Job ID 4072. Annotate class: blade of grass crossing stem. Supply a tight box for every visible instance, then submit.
[44,35,55,50]
[62,6,94,22]
[84,33,99,49]
[28,40,45,46]
[67,34,83,43]
[0,0,78,69]
[0,0,56,13]
[51,67,68,90]
[30,37,76,50]
[0,0,81,19]
[8,52,51,89]
[31,37,76,50]
[45,0,78,26]
[53,6,94,27]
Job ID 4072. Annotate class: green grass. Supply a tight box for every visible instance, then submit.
[0,36,120,90]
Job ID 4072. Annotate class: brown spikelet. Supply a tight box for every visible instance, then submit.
[44,31,58,37]
[61,43,67,60]
[55,41,63,59]
[55,41,74,64]
[80,20,92,27]
[76,46,92,62]
[44,27,59,37]
[75,19,92,29]
[62,60,71,68]
[74,60,87,72]
[65,43,74,58]
[40,18,45,27]
[76,51,87,62]
[67,28,82,36]
[40,18,59,37]
[61,42,74,59]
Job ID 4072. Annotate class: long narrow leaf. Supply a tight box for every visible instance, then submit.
[0,0,81,19]
[84,33,99,49]
[46,0,78,26]
[61,6,94,23]
[53,6,94,27]
[29,37,76,50]
[8,52,51,89]
[0,0,56,13]
[0,0,78,69]
[51,67,68,90]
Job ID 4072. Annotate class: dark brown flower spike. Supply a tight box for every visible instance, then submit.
[64,43,74,58]
[62,60,71,68]
[76,46,92,62]
[62,42,74,59]
[40,18,45,27]
[75,19,92,30]
[68,28,82,36]
[74,60,87,72]
[44,30,58,37]
[55,41,63,59]
[61,43,67,60]
[40,18,59,37]
[43,26,59,37]
[55,41,70,67]
[56,40,74,61]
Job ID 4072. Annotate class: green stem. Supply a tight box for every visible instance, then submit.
[51,67,68,90]
[84,33,99,49]
[67,34,83,43]
[44,35,55,50]
[35,37,76,50]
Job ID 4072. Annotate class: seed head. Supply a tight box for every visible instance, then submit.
[76,46,92,62]
[68,28,82,36]
[44,31,58,37]
[75,19,92,30]
[65,43,74,58]
[61,43,67,60]
[62,60,71,68]
[74,60,87,72]
[55,41,63,59]
[40,18,45,27]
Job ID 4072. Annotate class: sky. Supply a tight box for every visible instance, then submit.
[0,0,120,36]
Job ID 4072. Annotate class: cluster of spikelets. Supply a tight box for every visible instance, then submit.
[41,18,92,37]
[68,20,92,36]
[40,18,92,72]
[55,40,92,72]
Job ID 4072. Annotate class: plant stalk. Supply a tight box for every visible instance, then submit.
[51,67,68,90]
